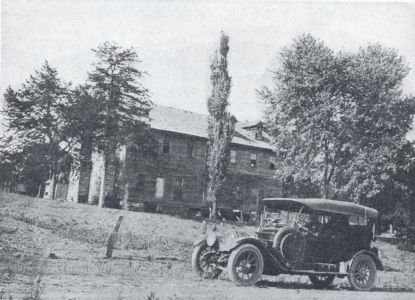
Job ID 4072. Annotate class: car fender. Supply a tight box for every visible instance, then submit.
[349,249,384,271]
[229,237,287,274]
[235,237,269,251]
[218,236,266,252]
[192,236,207,247]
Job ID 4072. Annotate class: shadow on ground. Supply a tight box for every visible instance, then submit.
[256,279,414,293]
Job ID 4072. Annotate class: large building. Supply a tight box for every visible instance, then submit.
[67,105,281,213]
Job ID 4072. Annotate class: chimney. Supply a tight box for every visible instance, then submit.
[229,115,237,134]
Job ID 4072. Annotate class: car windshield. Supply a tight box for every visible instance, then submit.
[261,206,311,228]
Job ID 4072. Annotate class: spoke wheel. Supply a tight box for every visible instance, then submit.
[228,244,264,286]
[309,274,335,289]
[191,242,221,279]
[348,254,377,291]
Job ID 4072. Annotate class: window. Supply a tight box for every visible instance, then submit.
[162,138,170,153]
[269,156,276,170]
[135,174,145,191]
[174,177,184,201]
[349,215,368,226]
[155,177,165,199]
[187,142,193,158]
[255,127,263,140]
[230,150,236,163]
[250,153,257,167]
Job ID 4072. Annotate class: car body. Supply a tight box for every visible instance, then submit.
[192,198,383,291]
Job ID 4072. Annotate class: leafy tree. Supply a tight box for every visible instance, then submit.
[206,32,233,218]
[260,34,415,203]
[375,142,415,242]
[2,61,72,198]
[0,141,62,196]
[333,45,414,202]
[88,41,151,208]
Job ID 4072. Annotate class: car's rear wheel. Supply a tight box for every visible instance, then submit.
[227,244,264,286]
[348,254,377,291]
[309,274,335,289]
[191,242,221,279]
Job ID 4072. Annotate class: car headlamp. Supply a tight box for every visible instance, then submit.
[206,233,217,247]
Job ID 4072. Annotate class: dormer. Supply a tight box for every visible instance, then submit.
[242,122,265,141]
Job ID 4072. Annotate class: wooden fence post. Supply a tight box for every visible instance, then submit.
[106,216,124,258]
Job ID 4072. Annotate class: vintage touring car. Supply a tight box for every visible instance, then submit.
[192,198,383,291]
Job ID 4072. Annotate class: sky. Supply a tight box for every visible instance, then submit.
[1,0,415,131]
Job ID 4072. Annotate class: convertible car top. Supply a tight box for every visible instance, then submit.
[262,198,378,219]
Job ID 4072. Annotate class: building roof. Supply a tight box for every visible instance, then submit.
[149,105,273,150]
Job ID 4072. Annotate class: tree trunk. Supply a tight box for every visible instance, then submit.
[212,196,218,219]
[99,148,119,208]
[50,159,59,199]
[323,180,329,199]
[37,184,42,198]
[51,176,57,200]
[207,181,218,219]
[78,140,93,203]
[409,195,415,244]
[322,140,331,199]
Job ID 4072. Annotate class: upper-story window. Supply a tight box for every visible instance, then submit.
[250,153,257,167]
[187,141,193,158]
[162,138,170,153]
[230,150,236,163]
[269,156,276,170]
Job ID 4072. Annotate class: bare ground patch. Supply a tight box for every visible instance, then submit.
[1,192,414,299]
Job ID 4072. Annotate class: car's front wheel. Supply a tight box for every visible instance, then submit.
[348,254,377,291]
[309,274,335,289]
[191,242,221,279]
[227,244,264,286]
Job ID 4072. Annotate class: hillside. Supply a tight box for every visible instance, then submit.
[0,192,414,299]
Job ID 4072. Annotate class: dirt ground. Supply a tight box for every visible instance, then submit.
[1,192,414,300]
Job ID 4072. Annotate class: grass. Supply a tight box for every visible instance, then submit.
[0,192,251,261]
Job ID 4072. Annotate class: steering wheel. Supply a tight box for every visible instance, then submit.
[295,219,319,237]
[296,221,309,232]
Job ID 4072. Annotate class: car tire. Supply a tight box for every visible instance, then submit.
[228,244,264,286]
[348,254,377,291]
[191,241,221,279]
[309,274,335,289]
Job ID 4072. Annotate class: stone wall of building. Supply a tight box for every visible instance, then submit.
[68,129,280,212]
[123,130,280,211]
[123,131,207,210]
[221,144,281,211]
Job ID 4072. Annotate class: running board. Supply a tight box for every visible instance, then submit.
[287,269,349,276]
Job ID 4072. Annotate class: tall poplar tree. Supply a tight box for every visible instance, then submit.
[206,32,233,218]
